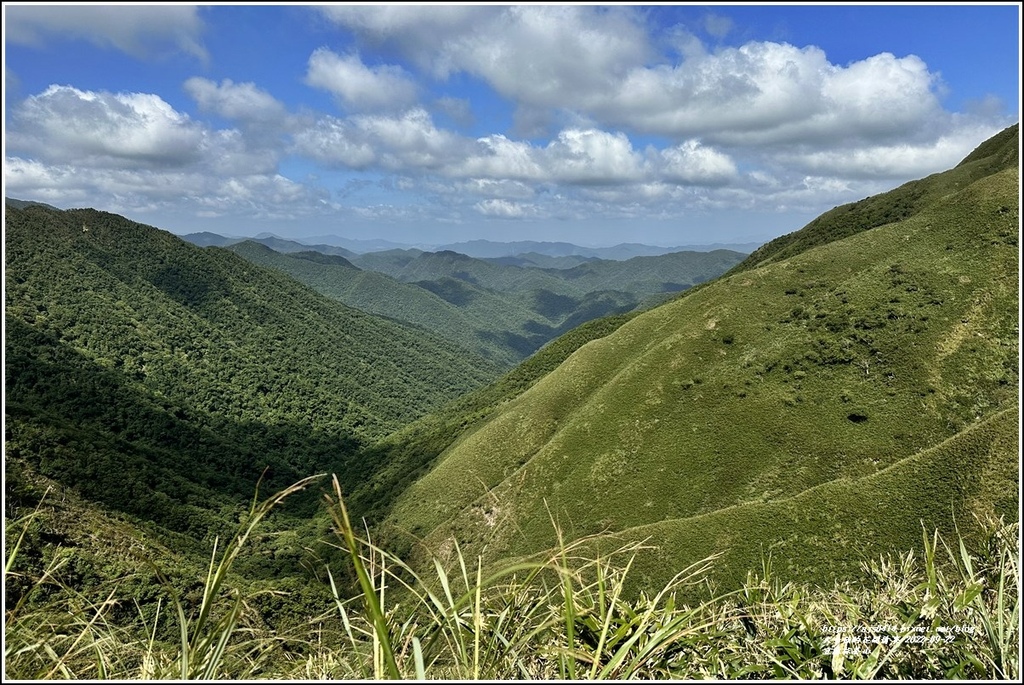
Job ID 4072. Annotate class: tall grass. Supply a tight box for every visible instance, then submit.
[4,476,1019,680]
[4,475,322,680]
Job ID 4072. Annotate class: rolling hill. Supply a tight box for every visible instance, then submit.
[379,125,1019,593]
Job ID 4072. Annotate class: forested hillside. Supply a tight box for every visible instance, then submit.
[4,205,498,541]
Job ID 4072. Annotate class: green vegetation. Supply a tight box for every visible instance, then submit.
[348,311,642,526]
[4,203,497,549]
[5,479,1018,680]
[227,240,539,367]
[228,242,743,367]
[384,129,1019,593]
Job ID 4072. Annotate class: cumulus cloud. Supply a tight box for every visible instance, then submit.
[9,85,207,168]
[658,140,739,186]
[295,110,745,191]
[316,5,500,72]
[542,129,645,184]
[5,5,206,60]
[8,85,281,176]
[305,49,419,112]
[458,179,535,200]
[474,198,535,218]
[184,78,287,125]
[3,83,318,221]
[5,154,327,221]
[293,108,469,170]
[317,5,960,154]
[7,6,1010,233]
[324,5,651,107]
[775,122,1008,179]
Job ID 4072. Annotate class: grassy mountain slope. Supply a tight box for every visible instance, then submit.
[347,311,643,523]
[383,135,1019,591]
[4,204,498,538]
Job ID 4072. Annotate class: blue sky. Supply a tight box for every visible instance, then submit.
[3,3,1020,247]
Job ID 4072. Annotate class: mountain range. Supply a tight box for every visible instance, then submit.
[180,231,760,260]
[221,241,744,367]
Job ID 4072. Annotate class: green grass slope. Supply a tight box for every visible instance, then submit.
[4,204,499,538]
[347,311,643,524]
[384,147,1019,591]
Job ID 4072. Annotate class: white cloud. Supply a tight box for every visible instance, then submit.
[10,85,207,168]
[317,5,489,36]
[294,108,475,171]
[9,85,281,177]
[458,179,535,200]
[542,128,645,184]
[776,122,1008,179]
[5,155,326,220]
[306,3,1011,227]
[3,83,317,221]
[184,78,287,124]
[474,198,535,218]
[305,48,418,112]
[324,5,651,107]
[599,43,951,148]
[316,5,499,72]
[703,13,734,39]
[321,5,962,165]
[292,117,378,169]
[5,5,206,60]
[457,135,545,181]
[658,140,738,186]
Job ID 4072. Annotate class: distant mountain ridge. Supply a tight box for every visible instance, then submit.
[180,230,760,260]
[181,232,358,258]
[435,239,762,260]
[4,197,63,212]
[227,240,745,366]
